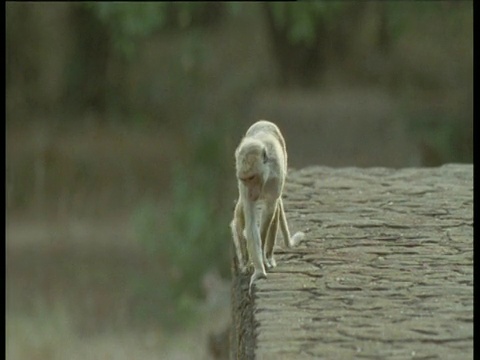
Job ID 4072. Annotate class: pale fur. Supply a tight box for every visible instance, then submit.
[231,120,305,294]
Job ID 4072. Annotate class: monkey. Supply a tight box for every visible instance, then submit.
[230,120,305,294]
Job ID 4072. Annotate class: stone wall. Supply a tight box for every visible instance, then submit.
[230,164,473,359]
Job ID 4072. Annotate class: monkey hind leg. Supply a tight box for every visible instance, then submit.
[260,203,278,269]
[279,199,305,248]
[264,204,280,269]
[264,254,277,269]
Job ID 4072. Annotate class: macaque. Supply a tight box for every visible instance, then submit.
[230,120,305,294]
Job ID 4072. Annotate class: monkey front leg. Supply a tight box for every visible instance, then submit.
[231,220,248,273]
[231,200,248,273]
[244,201,267,294]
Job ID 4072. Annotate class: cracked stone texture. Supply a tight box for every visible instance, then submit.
[230,164,473,360]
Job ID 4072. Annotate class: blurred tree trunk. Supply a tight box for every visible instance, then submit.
[261,3,326,88]
[377,1,391,55]
[65,5,112,116]
[6,3,117,122]
[6,2,34,121]
[331,2,368,60]
[6,3,74,121]
[261,2,369,88]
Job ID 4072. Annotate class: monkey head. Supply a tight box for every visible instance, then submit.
[235,138,269,202]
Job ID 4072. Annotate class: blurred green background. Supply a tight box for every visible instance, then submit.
[6,2,472,359]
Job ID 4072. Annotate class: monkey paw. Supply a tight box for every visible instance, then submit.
[248,270,267,296]
[291,231,306,246]
[264,256,277,269]
[239,264,249,274]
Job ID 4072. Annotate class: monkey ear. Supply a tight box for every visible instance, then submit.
[262,148,268,163]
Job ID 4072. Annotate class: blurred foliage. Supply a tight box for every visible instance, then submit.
[266,2,344,46]
[167,123,233,285]
[84,2,226,59]
[67,3,239,328]
[84,2,348,58]
[131,200,199,328]
[385,1,470,42]
[407,112,473,166]
[131,121,233,329]
[84,2,165,59]
[127,24,235,324]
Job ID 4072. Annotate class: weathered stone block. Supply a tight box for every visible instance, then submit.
[231,164,473,360]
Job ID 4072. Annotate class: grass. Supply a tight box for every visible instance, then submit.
[6,215,231,360]
[6,300,228,360]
